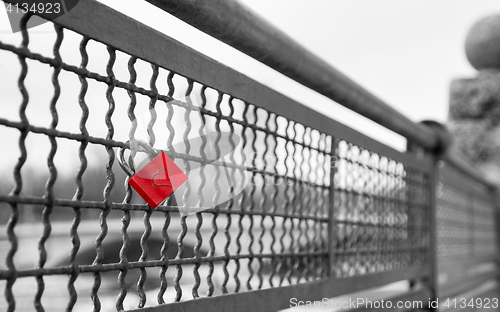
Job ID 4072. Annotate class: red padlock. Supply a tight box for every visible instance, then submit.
[128,152,188,209]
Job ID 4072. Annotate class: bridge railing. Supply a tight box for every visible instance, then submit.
[0,0,498,311]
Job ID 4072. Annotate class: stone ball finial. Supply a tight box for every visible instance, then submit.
[465,15,500,70]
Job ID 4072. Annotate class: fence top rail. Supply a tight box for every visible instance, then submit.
[144,0,499,190]
[144,0,440,151]
[12,0,433,172]
[443,151,498,190]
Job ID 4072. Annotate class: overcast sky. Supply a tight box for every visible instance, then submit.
[0,0,499,176]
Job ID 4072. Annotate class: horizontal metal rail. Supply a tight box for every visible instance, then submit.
[144,0,440,151]
[144,0,500,192]
[444,151,498,190]
[129,267,427,312]
[24,0,433,174]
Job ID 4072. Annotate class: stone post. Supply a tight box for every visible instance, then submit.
[448,15,500,184]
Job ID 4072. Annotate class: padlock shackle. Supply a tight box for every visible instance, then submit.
[118,146,135,177]
[118,139,160,177]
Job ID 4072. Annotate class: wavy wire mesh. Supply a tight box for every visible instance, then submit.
[0,15,332,311]
[0,12,430,312]
[436,161,499,292]
[333,142,430,278]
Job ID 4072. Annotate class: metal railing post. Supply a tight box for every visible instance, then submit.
[328,137,339,278]
[493,188,500,300]
[426,158,440,311]
[404,147,439,311]
[409,121,453,311]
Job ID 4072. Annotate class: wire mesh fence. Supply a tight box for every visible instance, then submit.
[437,162,498,270]
[436,160,499,309]
[0,2,498,312]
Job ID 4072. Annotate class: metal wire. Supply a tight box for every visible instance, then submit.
[33,22,62,312]
[4,13,31,312]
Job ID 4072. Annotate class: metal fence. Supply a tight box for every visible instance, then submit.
[436,160,499,309]
[0,0,498,311]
